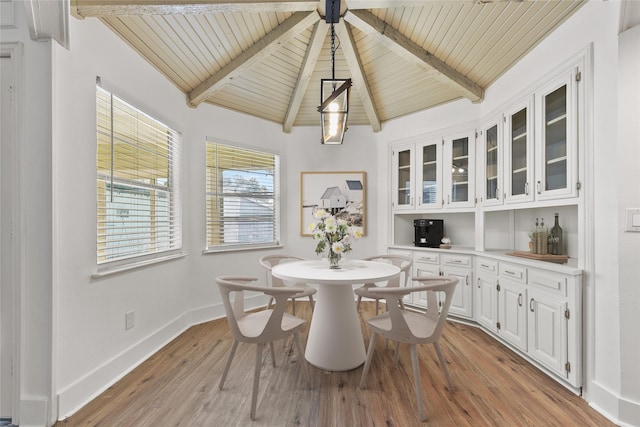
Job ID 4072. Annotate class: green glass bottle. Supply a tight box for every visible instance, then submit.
[550,213,563,255]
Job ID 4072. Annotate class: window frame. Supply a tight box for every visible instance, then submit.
[204,139,281,252]
[95,85,182,270]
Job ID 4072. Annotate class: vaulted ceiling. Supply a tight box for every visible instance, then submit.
[71,0,586,133]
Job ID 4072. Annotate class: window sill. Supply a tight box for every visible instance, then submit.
[203,244,283,254]
[92,253,187,278]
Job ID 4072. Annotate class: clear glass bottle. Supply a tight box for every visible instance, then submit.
[532,218,539,254]
[538,218,547,255]
[550,213,563,255]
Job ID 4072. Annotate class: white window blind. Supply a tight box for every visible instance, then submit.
[206,142,279,250]
[96,86,182,264]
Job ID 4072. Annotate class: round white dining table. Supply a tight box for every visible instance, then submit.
[271,259,401,371]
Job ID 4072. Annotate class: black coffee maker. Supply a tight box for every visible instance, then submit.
[414,219,444,247]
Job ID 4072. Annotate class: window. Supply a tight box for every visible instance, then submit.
[96,86,181,265]
[206,141,279,250]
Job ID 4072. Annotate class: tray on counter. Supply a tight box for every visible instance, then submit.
[506,251,569,264]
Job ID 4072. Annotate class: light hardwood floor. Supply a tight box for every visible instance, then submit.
[55,302,614,427]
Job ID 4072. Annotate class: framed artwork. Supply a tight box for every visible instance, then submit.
[300,171,366,236]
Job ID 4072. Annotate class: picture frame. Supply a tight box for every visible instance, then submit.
[300,171,366,236]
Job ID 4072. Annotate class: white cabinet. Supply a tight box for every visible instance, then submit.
[410,250,473,319]
[391,130,474,212]
[444,131,476,208]
[478,119,503,207]
[472,256,581,388]
[504,96,535,204]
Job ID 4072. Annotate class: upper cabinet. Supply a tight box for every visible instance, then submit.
[392,130,474,212]
[477,57,584,208]
[535,67,581,201]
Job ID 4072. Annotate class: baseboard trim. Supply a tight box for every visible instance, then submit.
[56,314,189,419]
[56,295,265,421]
[587,381,640,427]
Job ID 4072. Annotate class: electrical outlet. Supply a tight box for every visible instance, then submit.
[125,310,135,330]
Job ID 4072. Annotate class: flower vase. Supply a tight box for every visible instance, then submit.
[328,249,342,269]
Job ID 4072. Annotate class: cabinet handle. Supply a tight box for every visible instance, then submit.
[529,298,535,312]
[418,196,421,205]
[411,197,414,206]
[448,259,462,264]
[537,180,541,194]
[477,277,481,288]
[504,270,516,276]
[480,263,490,268]
[447,195,450,205]
[518,293,523,307]
[496,188,500,200]
[525,182,529,195]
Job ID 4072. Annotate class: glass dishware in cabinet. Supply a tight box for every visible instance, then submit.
[535,67,580,201]
[479,119,502,206]
[392,143,415,210]
[444,130,475,208]
[504,96,534,204]
[416,139,442,209]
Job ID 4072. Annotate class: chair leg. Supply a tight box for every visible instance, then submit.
[251,343,265,420]
[293,332,311,388]
[375,299,379,315]
[356,295,362,310]
[359,331,377,388]
[266,296,274,310]
[410,344,426,422]
[308,295,315,311]
[292,298,296,315]
[219,339,238,390]
[393,341,401,366]
[269,341,276,367]
[434,341,454,392]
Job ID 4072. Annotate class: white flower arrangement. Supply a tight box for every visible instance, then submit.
[307,209,361,263]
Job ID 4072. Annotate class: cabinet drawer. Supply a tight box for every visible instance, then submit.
[529,269,567,296]
[441,254,472,268]
[499,263,527,283]
[414,253,440,264]
[477,258,498,275]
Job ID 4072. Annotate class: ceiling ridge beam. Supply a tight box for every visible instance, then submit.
[187,11,320,108]
[71,0,319,18]
[344,9,484,103]
[283,20,330,133]
[334,20,381,132]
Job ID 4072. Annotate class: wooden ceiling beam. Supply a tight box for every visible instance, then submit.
[283,20,329,133]
[187,11,320,108]
[344,9,484,103]
[334,21,381,132]
[71,0,320,18]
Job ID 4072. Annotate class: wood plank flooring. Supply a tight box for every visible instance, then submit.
[54,302,614,427]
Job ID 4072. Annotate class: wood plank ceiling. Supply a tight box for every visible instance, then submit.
[71,0,586,133]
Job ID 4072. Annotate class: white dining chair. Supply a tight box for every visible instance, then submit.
[260,254,316,315]
[354,254,413,315]
[216,275,310,421]
[359,275,459,422]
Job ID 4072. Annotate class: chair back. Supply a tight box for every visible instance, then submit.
[362,254,413,288]
[259,255,305,288]
[368,276,458,344]
[216,275,304,344]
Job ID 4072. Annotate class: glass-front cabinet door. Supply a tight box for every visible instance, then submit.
[535,68,579,201]
[444,130,475,208]
[504,96,534,204]
[479,119,502,206]
[391,143,414,210]
[416,139,442,209]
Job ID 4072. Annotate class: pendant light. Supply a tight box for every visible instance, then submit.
[318,0,351,145]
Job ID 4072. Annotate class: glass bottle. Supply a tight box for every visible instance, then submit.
[550,213,563,255]
[532,218,539,254]
[538,218,548,255]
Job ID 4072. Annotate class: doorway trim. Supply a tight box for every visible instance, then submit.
[1,41,24,426]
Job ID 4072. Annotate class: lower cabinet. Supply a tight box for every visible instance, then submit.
[391,247,582,390]
[410,251,474,319]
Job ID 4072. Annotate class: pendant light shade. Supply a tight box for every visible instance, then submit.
[318,0,350,145]
[319,78,351,144]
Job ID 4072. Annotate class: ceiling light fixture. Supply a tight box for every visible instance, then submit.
[318,0,351,145]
